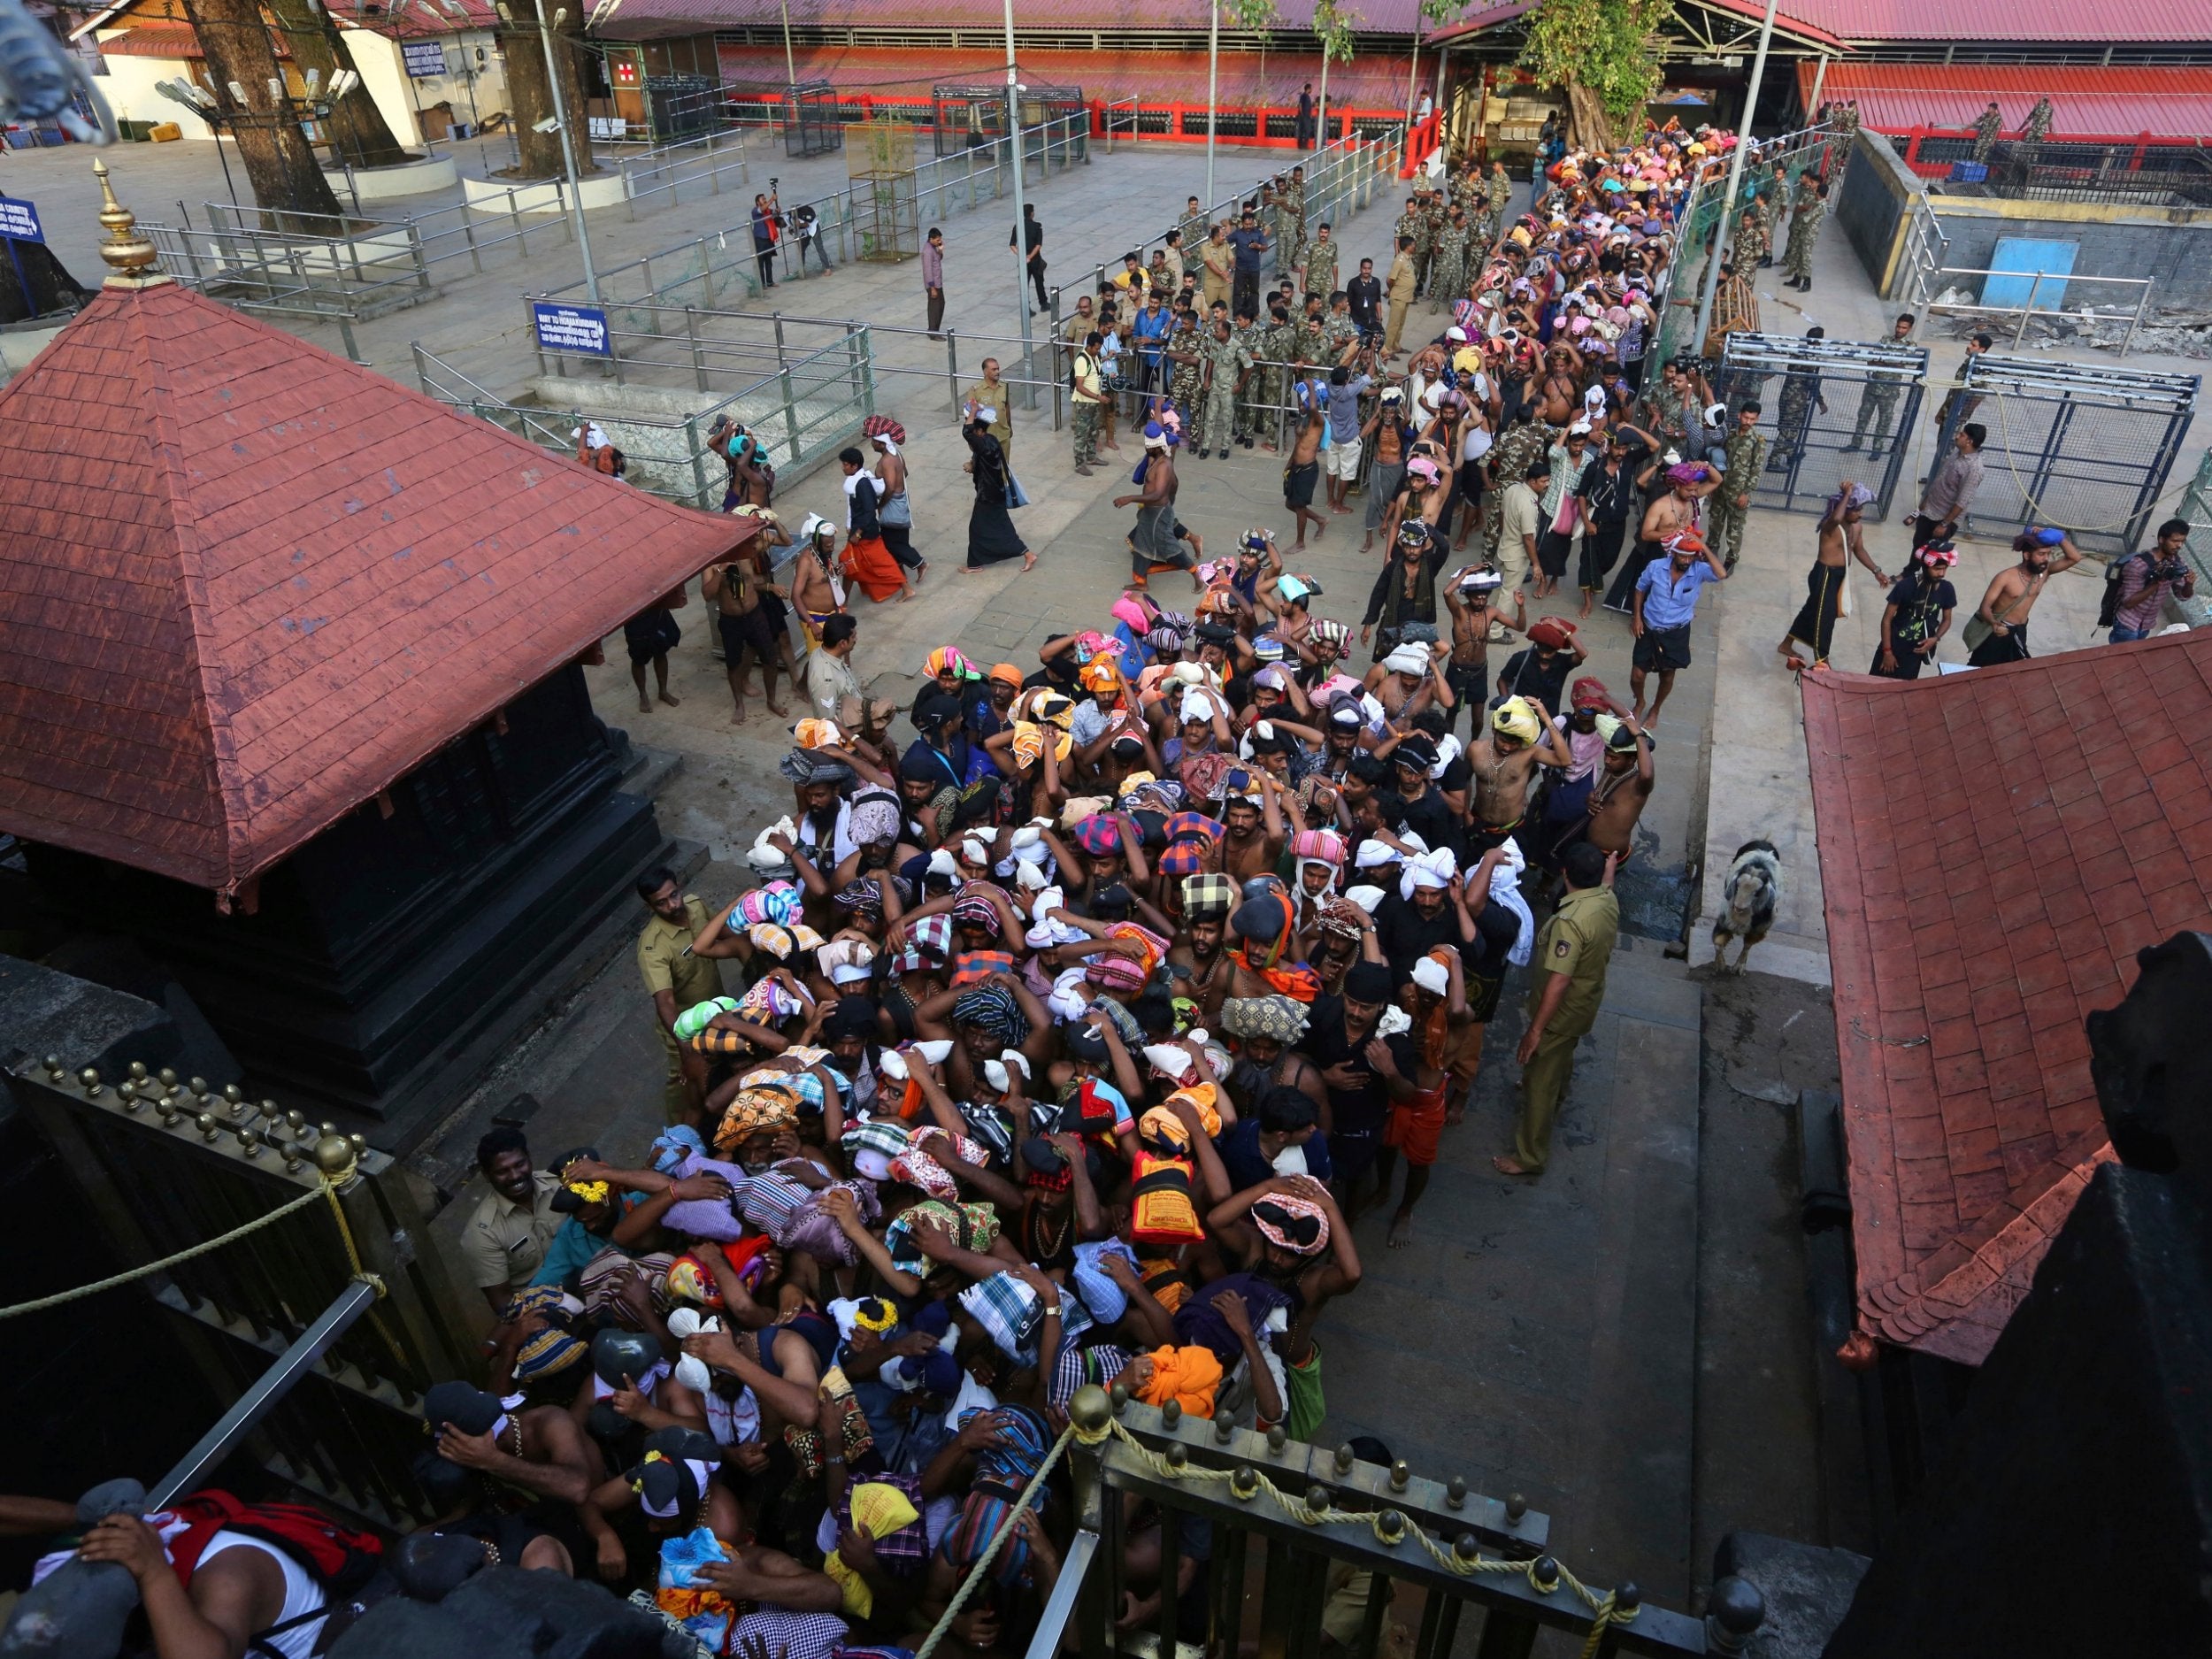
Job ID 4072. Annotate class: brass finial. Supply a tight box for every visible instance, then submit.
[92,160,169,288]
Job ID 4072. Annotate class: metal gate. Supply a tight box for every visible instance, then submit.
[1717,333,1929,518]
[6,1056,482,1527]
[784,79,843,158]
[1039,1388,1736,1659]
[1927,354,2200,557]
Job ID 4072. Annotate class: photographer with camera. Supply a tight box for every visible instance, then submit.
[2108,519,2198,643]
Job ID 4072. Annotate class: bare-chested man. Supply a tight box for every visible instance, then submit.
[1115,429,1191,582]
[1169,907,1233,1024]
[1442,567,1524,740]
[1777,480,1890,670]
[703,542,787,725]
[1582,716,1655,866]
[1221,773,1289,881]
[1286,410,1327,549]
[1464,693,1574,854]
[1968,526,2084,666]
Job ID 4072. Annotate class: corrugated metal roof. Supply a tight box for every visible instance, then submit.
[1431,0,1845,50]
[1802,62,2212,139]
[608,0,1420,35]
[96,23,291,56]
[707,42,1413,106]
[1780,0,2203,42]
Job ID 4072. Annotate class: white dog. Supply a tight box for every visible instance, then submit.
[1712,840,1781,974]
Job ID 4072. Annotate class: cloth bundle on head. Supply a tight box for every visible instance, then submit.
[747,920,825,962]
[925,646,979,683]
[1492,696,1542,745]
[1179,872,1237,924]
[714,1082,802,1154]
[1134,1346,1225,1418]
[1138,1082,1222,1152]
[1570,674,1611,711]
[733,974,810,1028]
[951,981,1030,1046]
[1220,994,1310,1045]
[1827,482,1876,515]
[1290,827,1345,871]
[1526,618,1574,650]
[1382,643,1429,677]
[1400,845,1457,902]
[1314,894,1369,941]
[734,880,804,929]
[958,1271,1047,1363]
[504,1285,588,1383]
[1250,1190,1332,1256]
[885,1198,1000,1272]
[1083,920,1169,996]
[1130,1150,1205,1244]
[1071,815,1121,856]
[949,890,1004,937]
[1157,812,1225,879]
[849,794,901,848]
[818,936,876,988]
[792,718,844,751]
[823,1480,925,1617]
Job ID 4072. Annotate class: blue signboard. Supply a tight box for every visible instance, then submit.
[0,198,45,244]
[532,302,611,357]
[402,39,449,79]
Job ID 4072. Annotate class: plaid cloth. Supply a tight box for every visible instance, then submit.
[950,891,1004,936]
[952,979,1030,1042]
[951,950,1017,988]
[1084,922,1170,995]
[1049,1337,1133,1409]
[835,1474,929,1571]
[884,1198,1000,1271]
[1179,872,1237,921]
[890,913,954,976]
[958,1271,1044,1363]
[843,1116,911,1170]
[739,1168,811,1239]
[1071,815,1121,856]
[729,1610,848,1659]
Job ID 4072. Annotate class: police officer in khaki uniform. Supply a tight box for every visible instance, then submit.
[463,1129,565,1311]
[635,866,724,1122]
[1495,842,1619,1177]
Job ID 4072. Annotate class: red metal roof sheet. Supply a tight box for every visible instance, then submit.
[1804,634,2212,1365]
[1430,0,1845,52]
[707,43,1414,107]
[1797,63,2212,142]
[96,23,290,56]
[0,279,748,898]
[1779,0,2197,40]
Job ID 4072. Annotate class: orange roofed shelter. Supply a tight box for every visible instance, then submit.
[0,165,753,1138]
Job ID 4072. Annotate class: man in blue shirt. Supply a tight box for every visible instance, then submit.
[1133,291,1173,396]
[1323,363,1371,514]
[1227,209,1271,329]
[1631,527,1728,726]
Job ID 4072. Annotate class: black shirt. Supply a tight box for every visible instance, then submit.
[1373,890,1463,978]
[1497,647,1573,710]
[1298,995,1415,1141]
[1347,274,1382,330]
[1577,457,1640,529]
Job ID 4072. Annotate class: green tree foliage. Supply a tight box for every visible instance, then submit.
[1517,0,1673,149]
[1313,0,1357,63]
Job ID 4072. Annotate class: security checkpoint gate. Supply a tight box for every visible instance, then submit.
[1717,334,1929,519]
[1926,355,2200,557]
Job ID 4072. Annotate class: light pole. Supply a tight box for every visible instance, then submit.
[524,1,600,306]
[1003,0,1034,399]
[779,0,797,115]
[1204,0,1219,210]
[1691,0,1779,356]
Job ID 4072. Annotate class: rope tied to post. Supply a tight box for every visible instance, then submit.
[0,1163,381,1321]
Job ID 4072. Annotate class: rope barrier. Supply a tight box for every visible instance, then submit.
[0,1180,327,1320]
[910,1422,1080,1659]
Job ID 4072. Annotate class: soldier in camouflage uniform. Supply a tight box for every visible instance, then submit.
[1970,102,2002,164]
[1292,294,1329,379]
[1844,312,1916,459]
[1483,162,1513,248]
[1253,303,1294,450]
[1394,195,1425,292]
[1431,206,1471,315]
[1195,319,1252,458]
[1301,220,1339,304]
[1231,308,1268,449]
[1781,173,1825,291]
[1709,403,1767,571]
[1750,179,1779,268]
[1730,207,1763,280]
[1826,102,1859,190]
[1165,311,1205,423]
[1281,167,1309,269]
[1485,415,1551,559]
[1322,289,1360,371]
[1414,188,1443,299]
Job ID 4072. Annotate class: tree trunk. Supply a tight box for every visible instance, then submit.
[500,0,597,180]
[183,0,346,225]
[1563,79,1616,155]
[263,0,415,169]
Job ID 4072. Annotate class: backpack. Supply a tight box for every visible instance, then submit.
[2097,551,2147,631]
[161,1491,385,1603]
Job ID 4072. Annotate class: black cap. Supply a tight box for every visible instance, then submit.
[590,1328,664,1387]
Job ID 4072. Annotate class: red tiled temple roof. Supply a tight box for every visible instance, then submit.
[0,278,748,900]
[1802,634,2212,1364]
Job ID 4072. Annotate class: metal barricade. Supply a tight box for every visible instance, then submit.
[1929,354,2200,556]
[1717,334,1929,519]
[5,1057,481,1528]
[1045,1388,1722,1659]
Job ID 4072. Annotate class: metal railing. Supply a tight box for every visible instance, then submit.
[416,319,874,511]
[1048,127,1397,319]
[1910,261,2155,358]
[1045,1388,1724,1659]
[1646,121,1838,369]
[2173,449,2212,617]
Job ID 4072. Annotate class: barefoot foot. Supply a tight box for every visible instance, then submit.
[1386,1210,1416,1248]
[1492,1155,1540,1177]
[657,691,680,708]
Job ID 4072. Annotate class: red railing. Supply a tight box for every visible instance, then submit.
[1396,108,1442,178]
[1086,100,1409,149]
[1875,124,2193,180]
